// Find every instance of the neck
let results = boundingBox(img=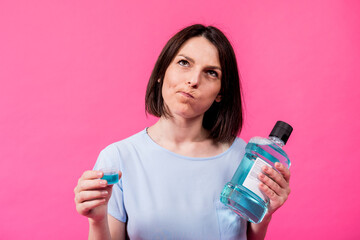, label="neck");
[148,115,209,144]
[147,115,232,158]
